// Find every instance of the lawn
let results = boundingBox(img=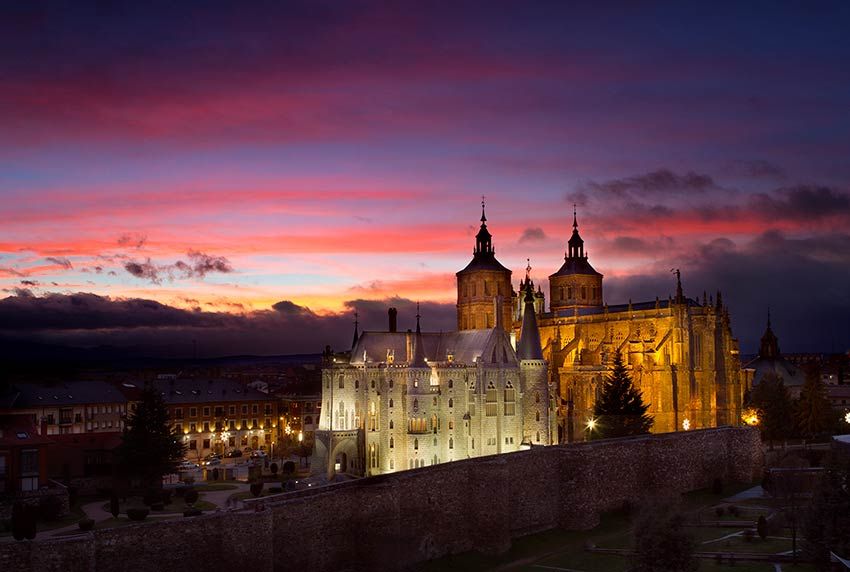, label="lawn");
[191,483,239,492]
